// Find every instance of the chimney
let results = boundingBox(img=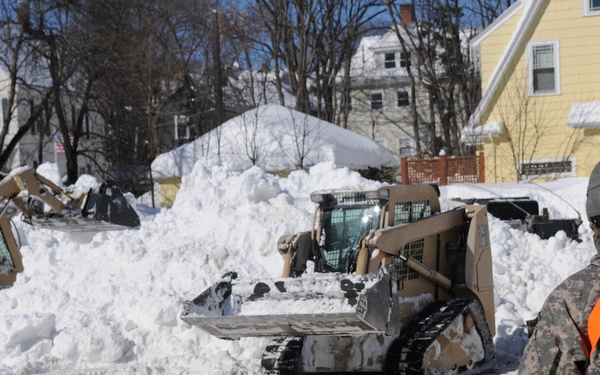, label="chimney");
[17,0,30,29]
[400,4,414,25]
